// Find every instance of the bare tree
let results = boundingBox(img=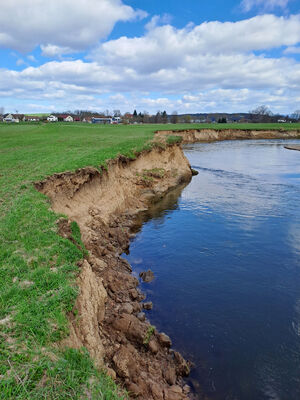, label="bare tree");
[250,105,273,116]
[170,111,178,124]
[291,110,300,120]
